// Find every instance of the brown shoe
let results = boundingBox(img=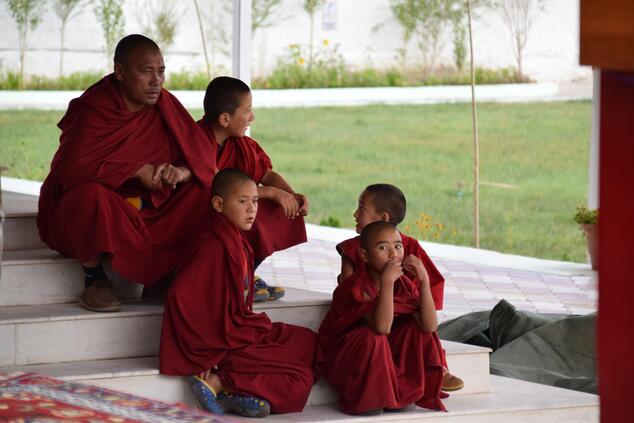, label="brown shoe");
[442,372,465,392]
[79,279,121,312]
